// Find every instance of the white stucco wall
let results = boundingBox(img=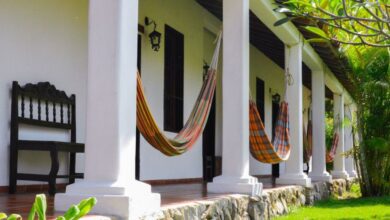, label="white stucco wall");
[0,0,88,186]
